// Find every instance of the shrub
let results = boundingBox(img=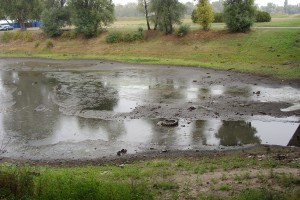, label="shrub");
[256,10,271,22]
[34,41,40,48]
[61,30,77,39]
[176,24,190,37]
[106,31,123,43]
[214,13,224,23]
[106,28,144,43]
[224,0,256,32]
[46,40,54,49]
